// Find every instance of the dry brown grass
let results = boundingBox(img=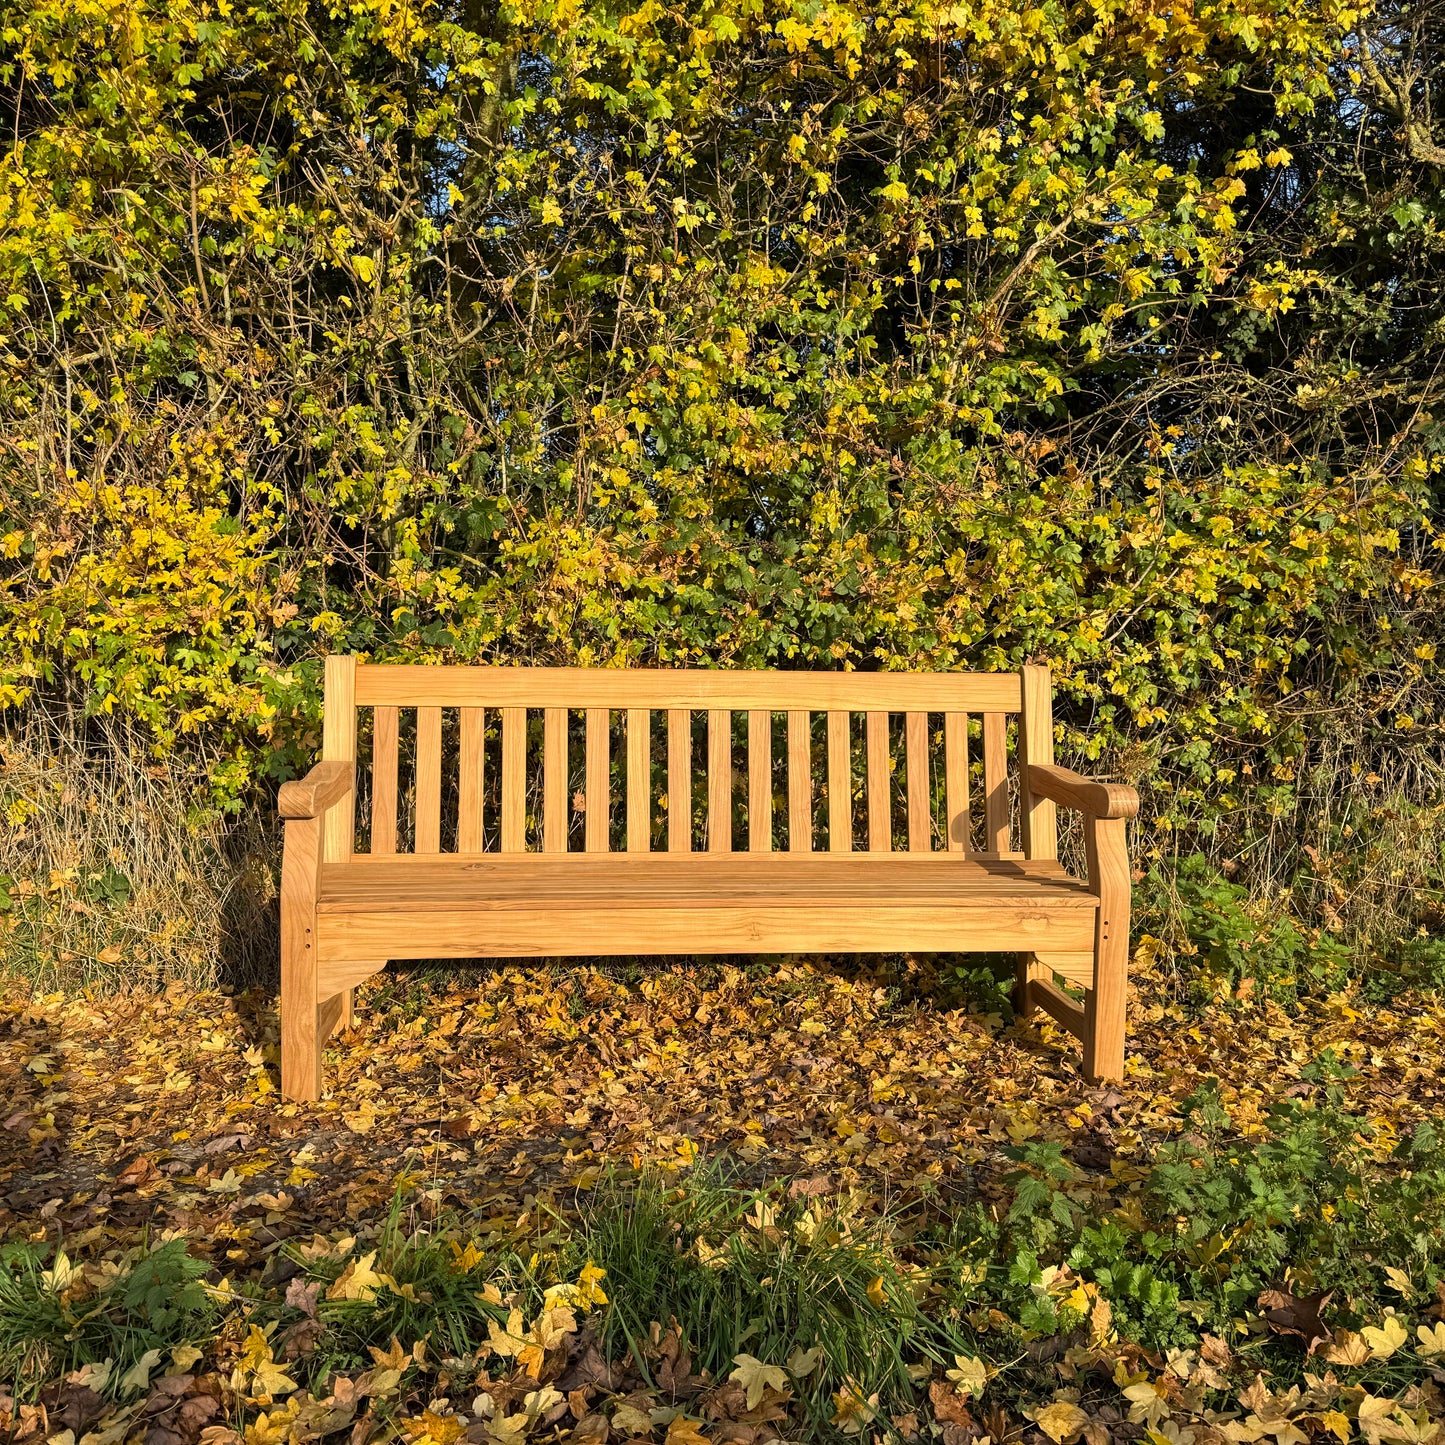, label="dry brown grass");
[0,710,276,993]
